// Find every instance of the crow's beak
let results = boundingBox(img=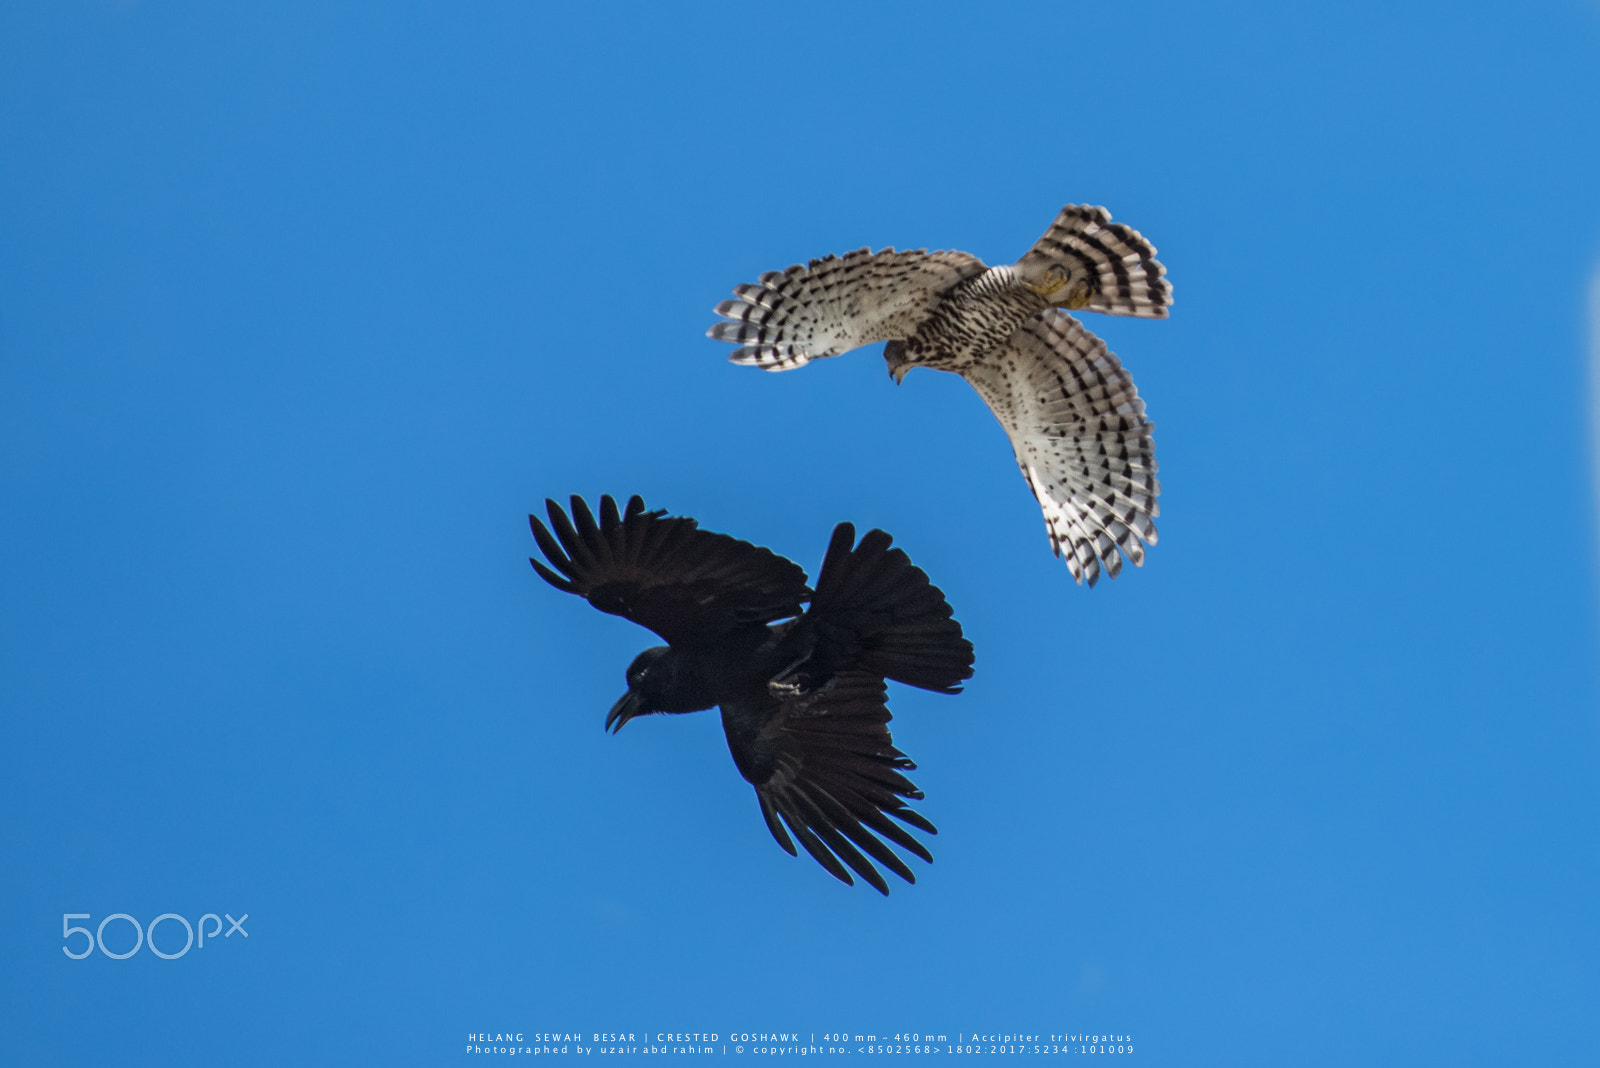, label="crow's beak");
[605,689,644,734]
